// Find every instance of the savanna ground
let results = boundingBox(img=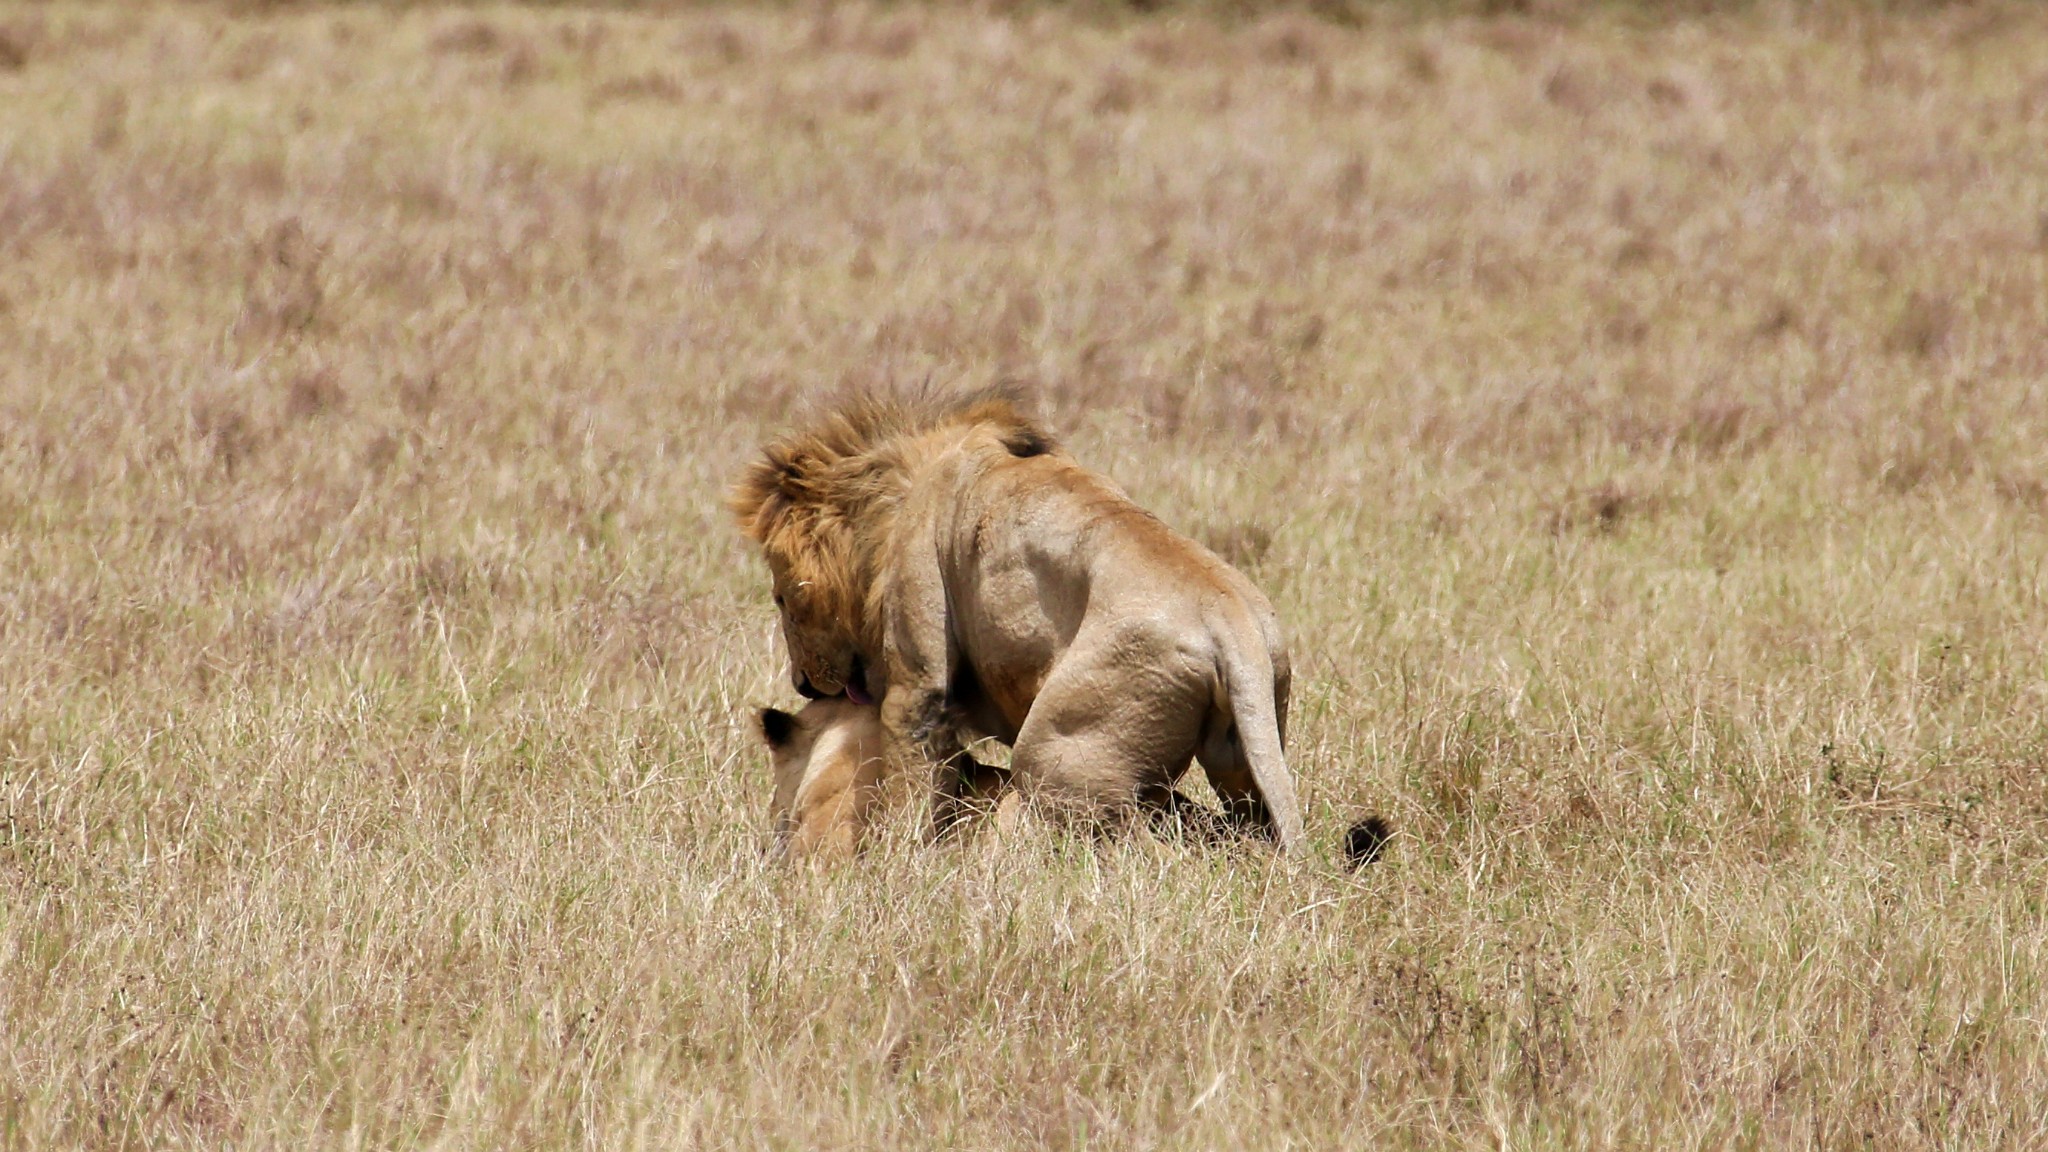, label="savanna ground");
[3,0,2048,1147]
